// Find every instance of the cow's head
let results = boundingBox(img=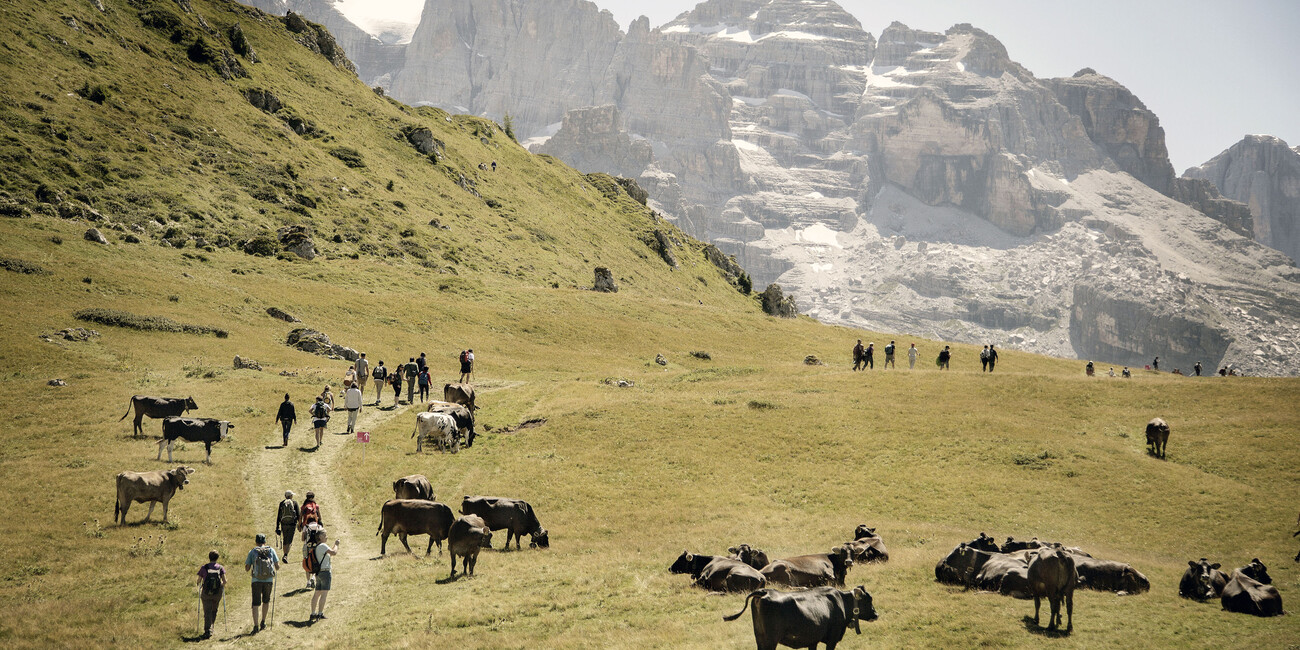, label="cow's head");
[831,545,854,571]
[967,532,999,553]
[854,525,877,540]
[219,421,231,441]
[850,585,877,634]
[1121,565,1150,593]
[479,530,494,549]
[670,550,697,574]
[185,396,198,411]
[1241,558,1272,585]
[529,527,549,549]
[1187,559,1222,599]
[170,466,194,489]
[728,544,768,570]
